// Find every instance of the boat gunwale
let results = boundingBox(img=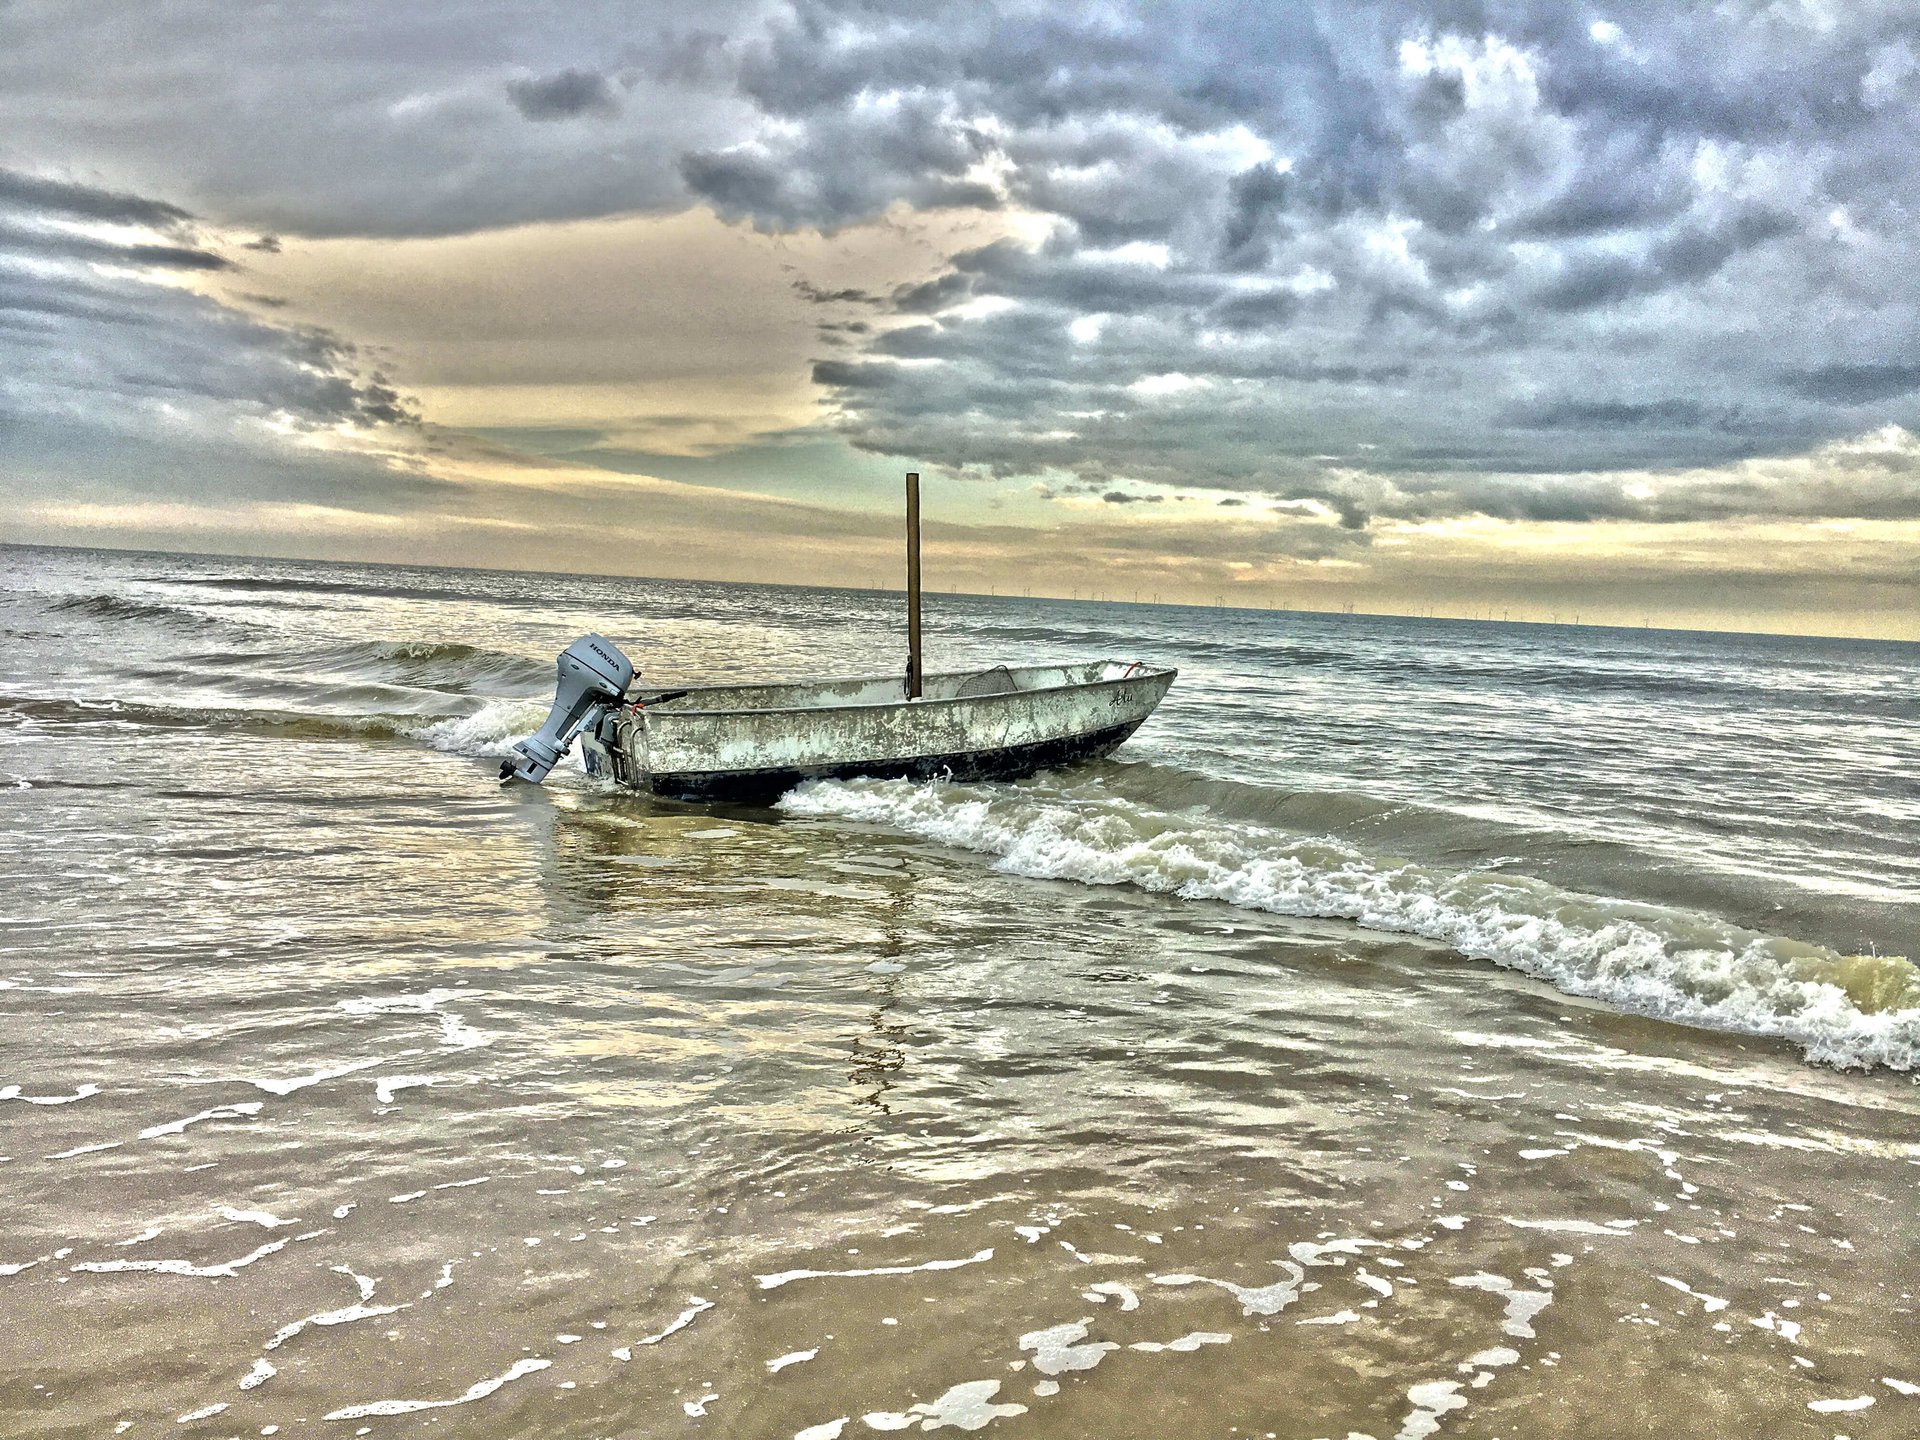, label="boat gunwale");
[633,661,1175,724]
